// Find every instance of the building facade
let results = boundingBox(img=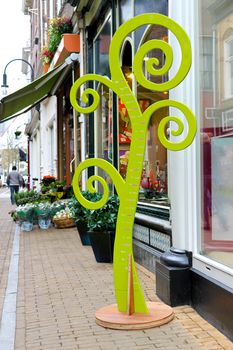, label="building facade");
[19,0,233,340]
[23,0,79,189]
[74,0,233,340]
